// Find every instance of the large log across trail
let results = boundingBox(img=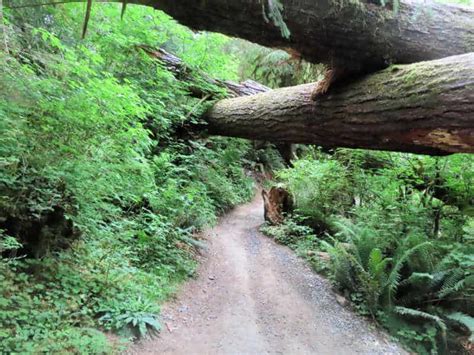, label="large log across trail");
[144,47,473,155]
[7,1,474,154]
[7,0,474,71]
[205,53,474,155]
[146,0,474,72]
